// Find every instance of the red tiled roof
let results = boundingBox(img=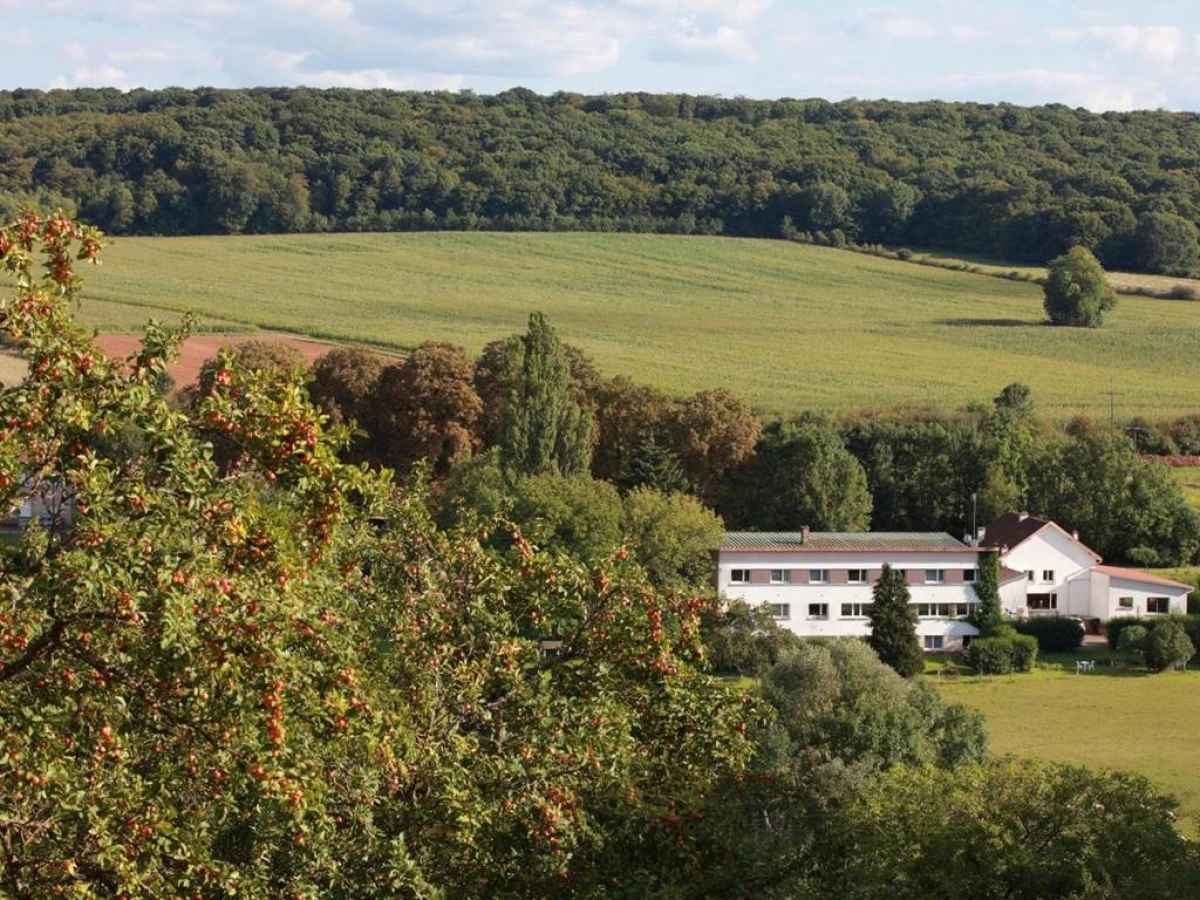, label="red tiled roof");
[999,566,1027,584]
[1093,566,1193,591]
